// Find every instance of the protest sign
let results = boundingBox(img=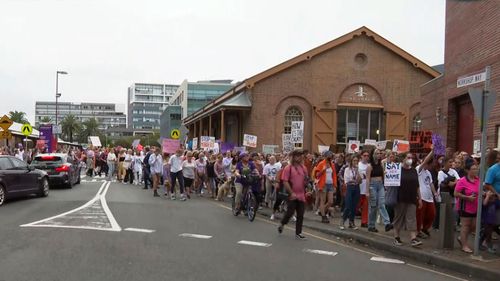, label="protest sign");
[192,138,198,150]
[243,134,257,148]
[162,139,180,154]
[282,134,294,153]
[392,139,410,153]
[364,139,377,146]
[348,140,361,153]
[376,141,387,150]
[200,136,211,150]
[384,162,402,186]
[262,145,279,155]
[318,145,330,154]
[132,139,141,148]
[409,131,432,154]
[432,133,445,156]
